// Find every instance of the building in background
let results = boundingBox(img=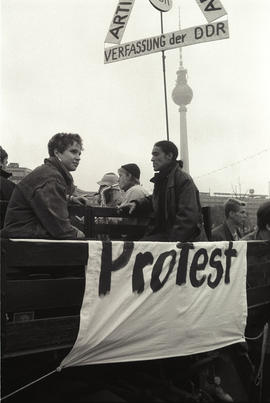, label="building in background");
[6,163,32,184]
[200,191,269,232]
